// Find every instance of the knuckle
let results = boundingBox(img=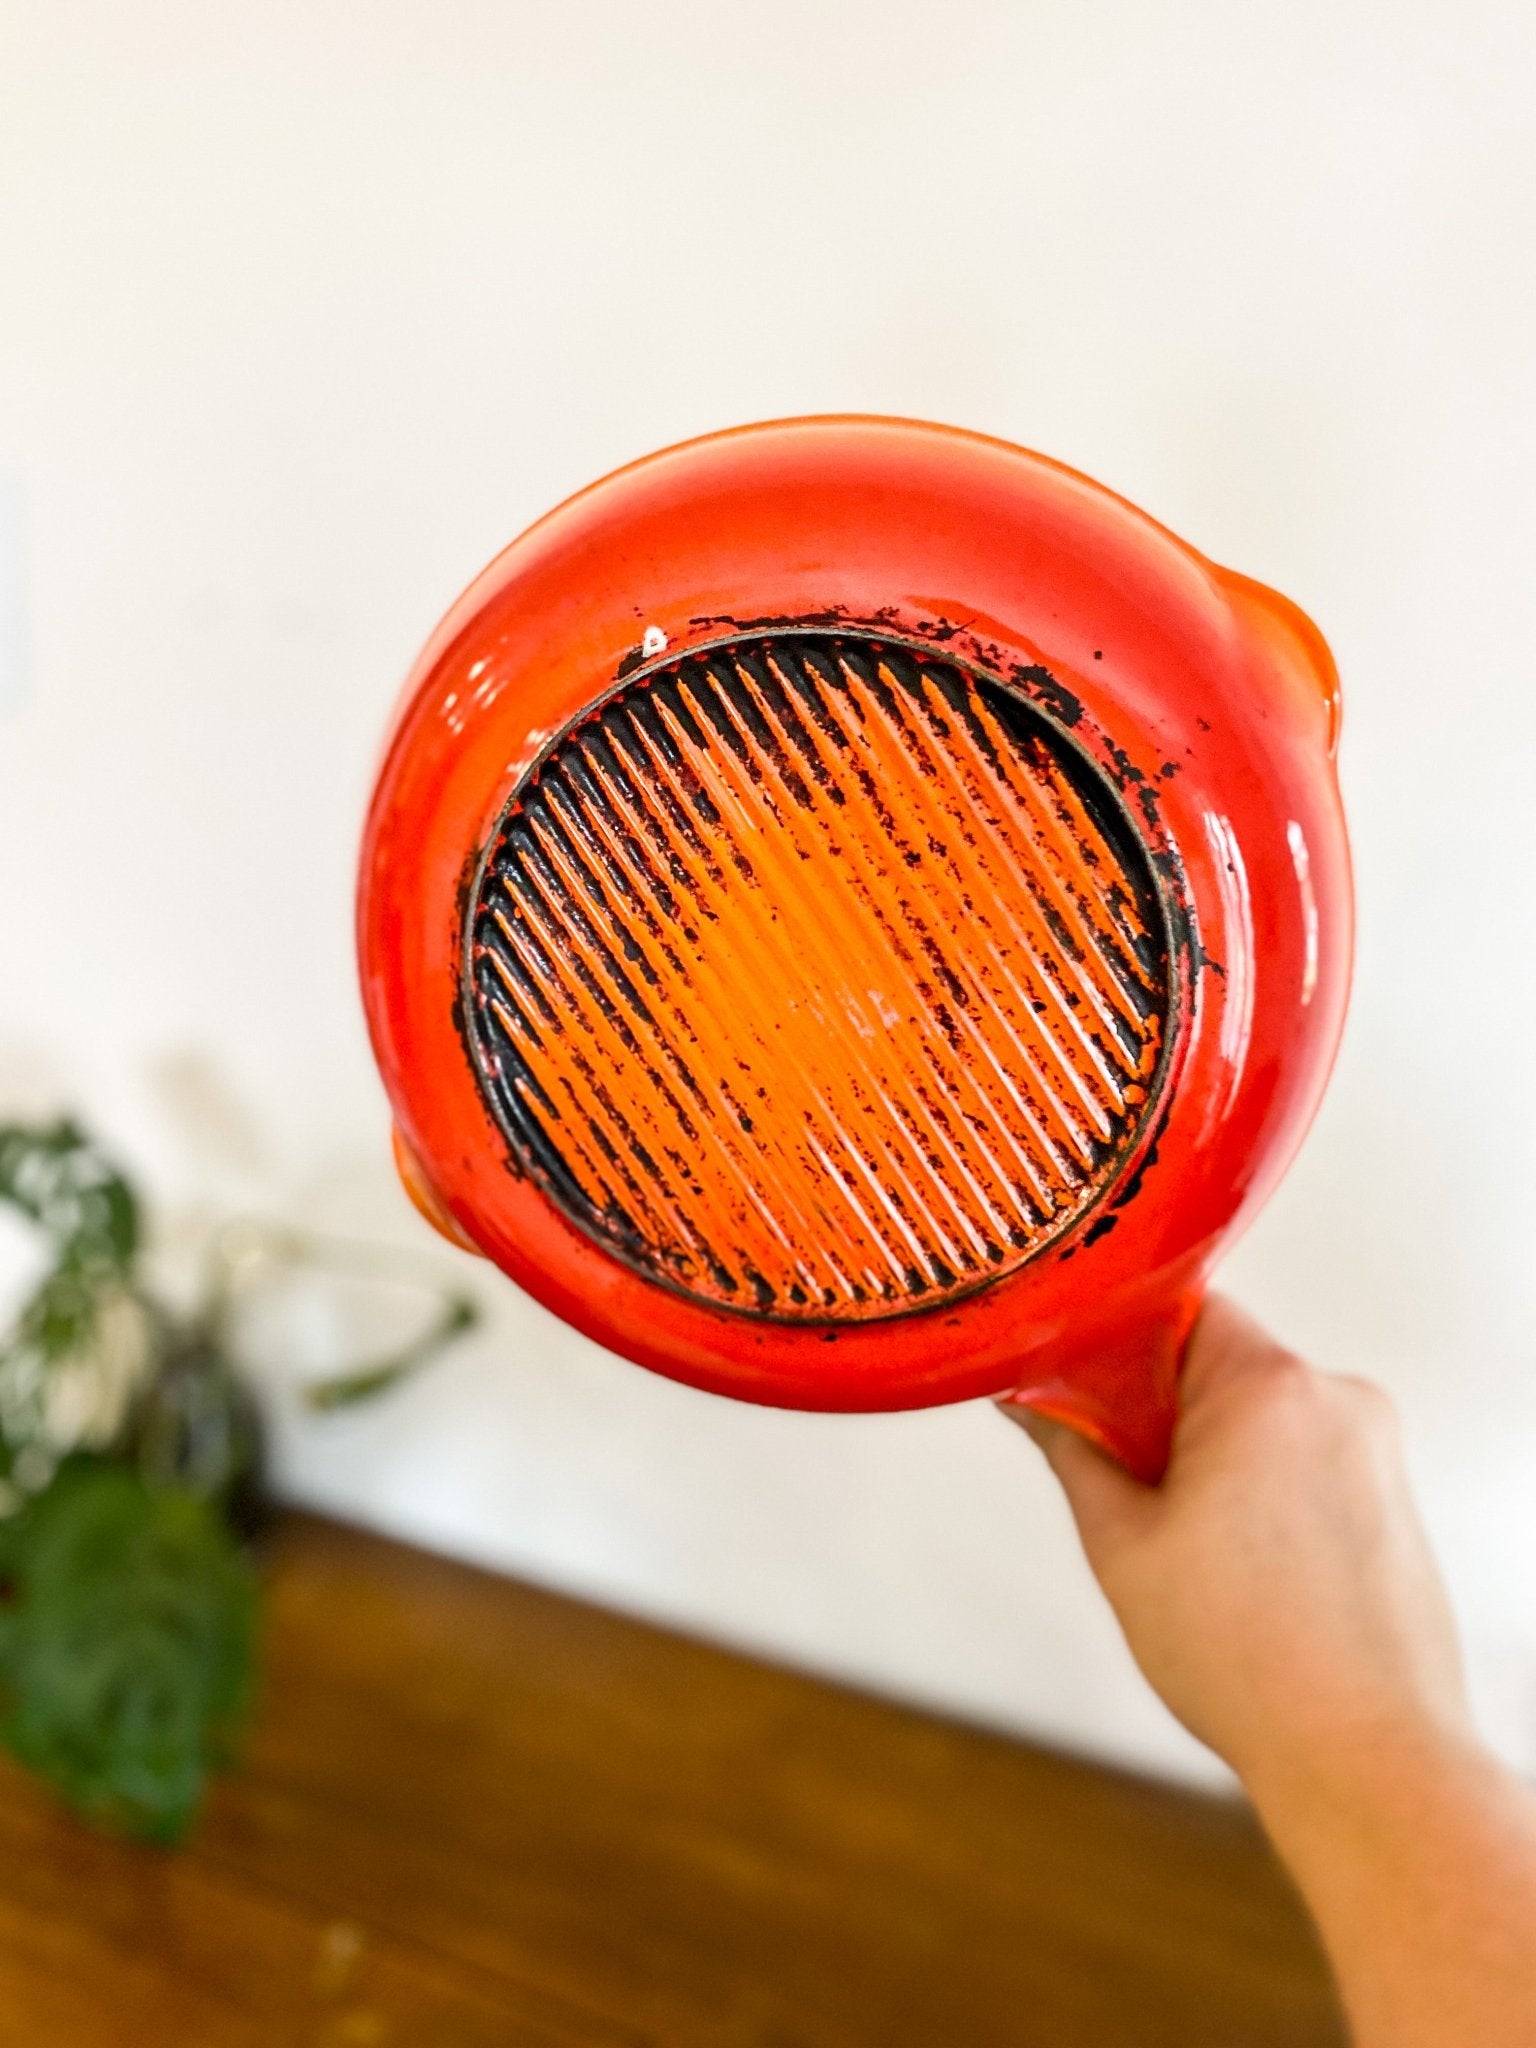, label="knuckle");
[1252,1346,1316,1413]
[1345,1376,1401,1446]
[1262,1343,1312,1387]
